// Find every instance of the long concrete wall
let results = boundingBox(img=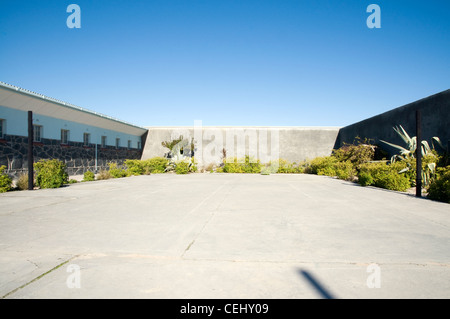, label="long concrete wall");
[335,89,450,155]
[142,90,449,166]
[142,126,340,166]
